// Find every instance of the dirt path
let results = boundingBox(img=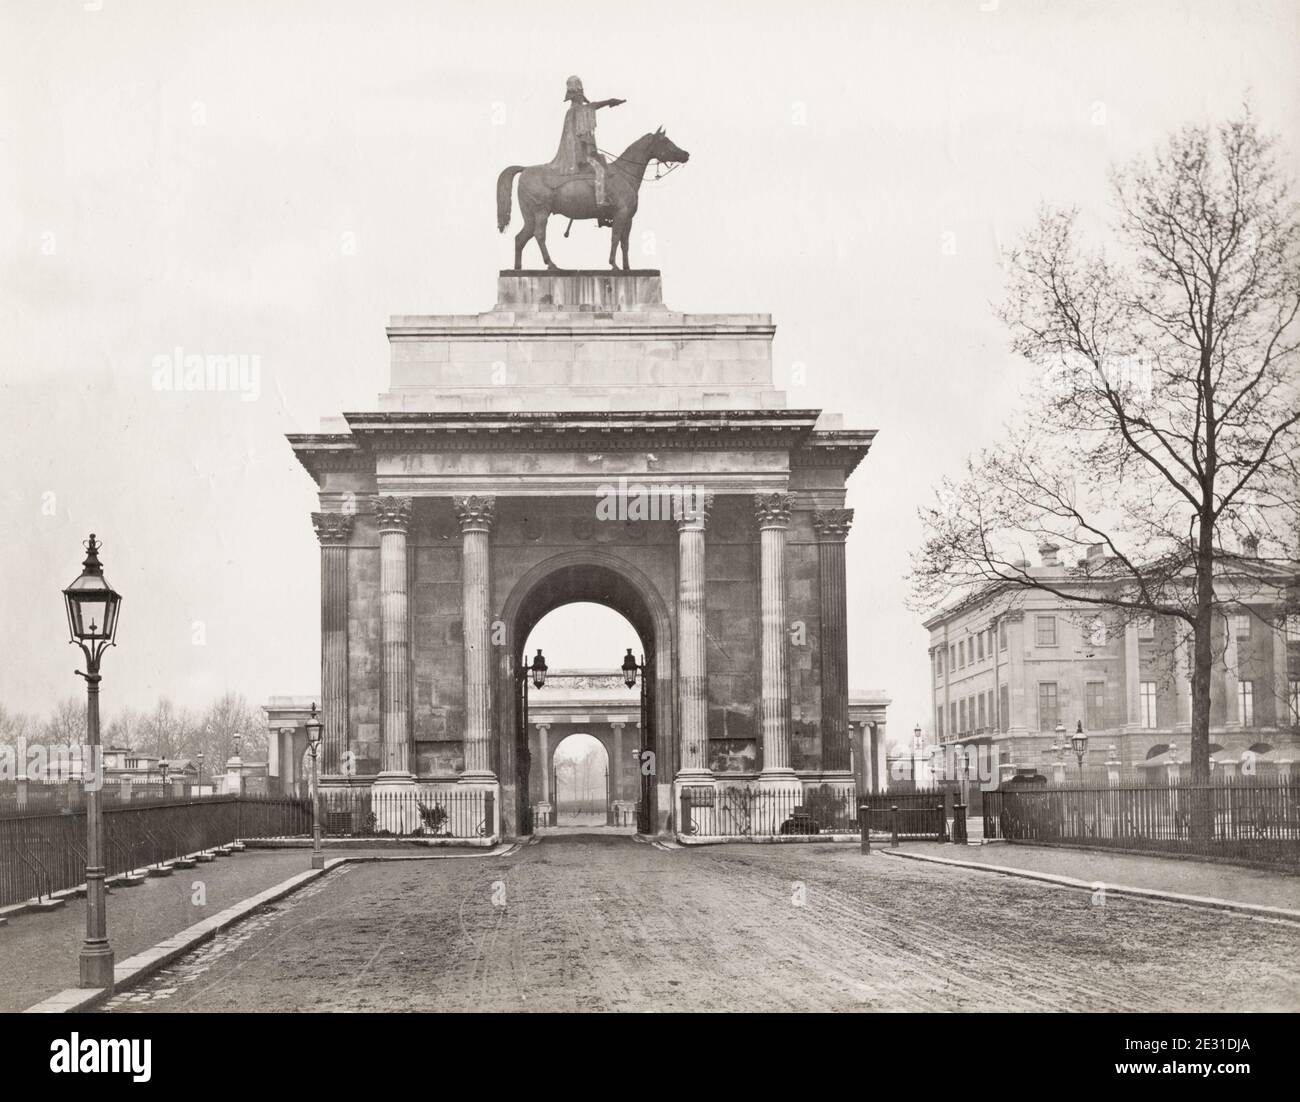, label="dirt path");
[102,836,1300,1013]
